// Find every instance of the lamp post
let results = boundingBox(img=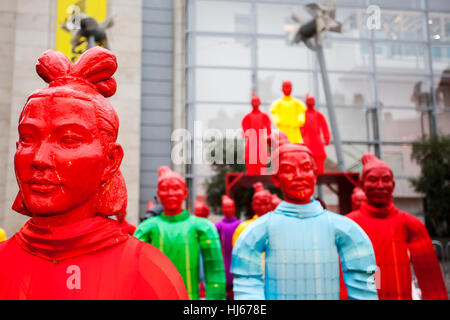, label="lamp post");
[287,0,346,172]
